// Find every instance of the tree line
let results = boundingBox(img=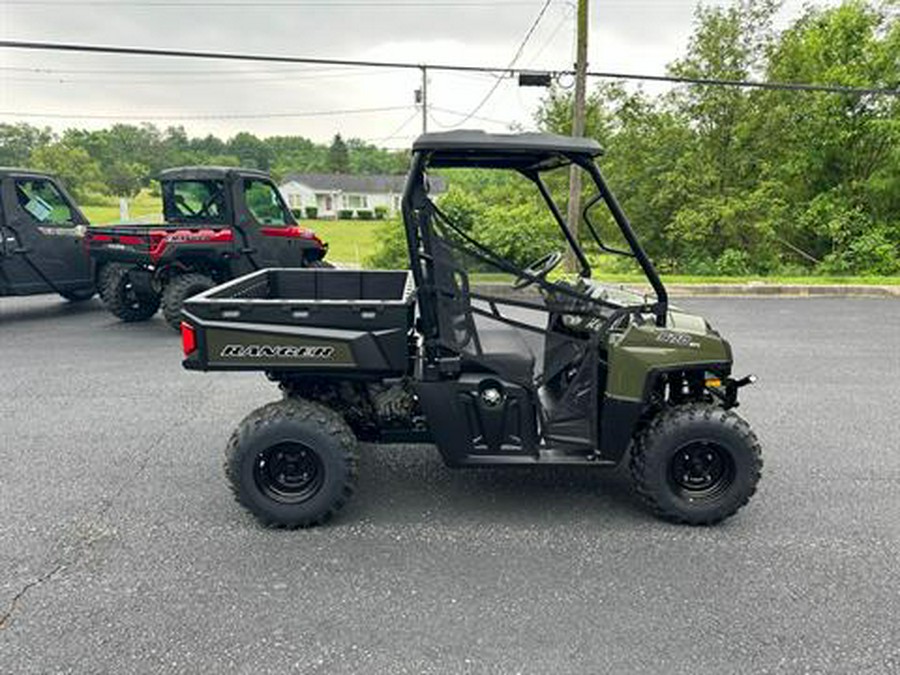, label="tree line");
[538,0,899,275]
[0,123,408,201]
[1,0,897,276]
[375,0,899,277]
